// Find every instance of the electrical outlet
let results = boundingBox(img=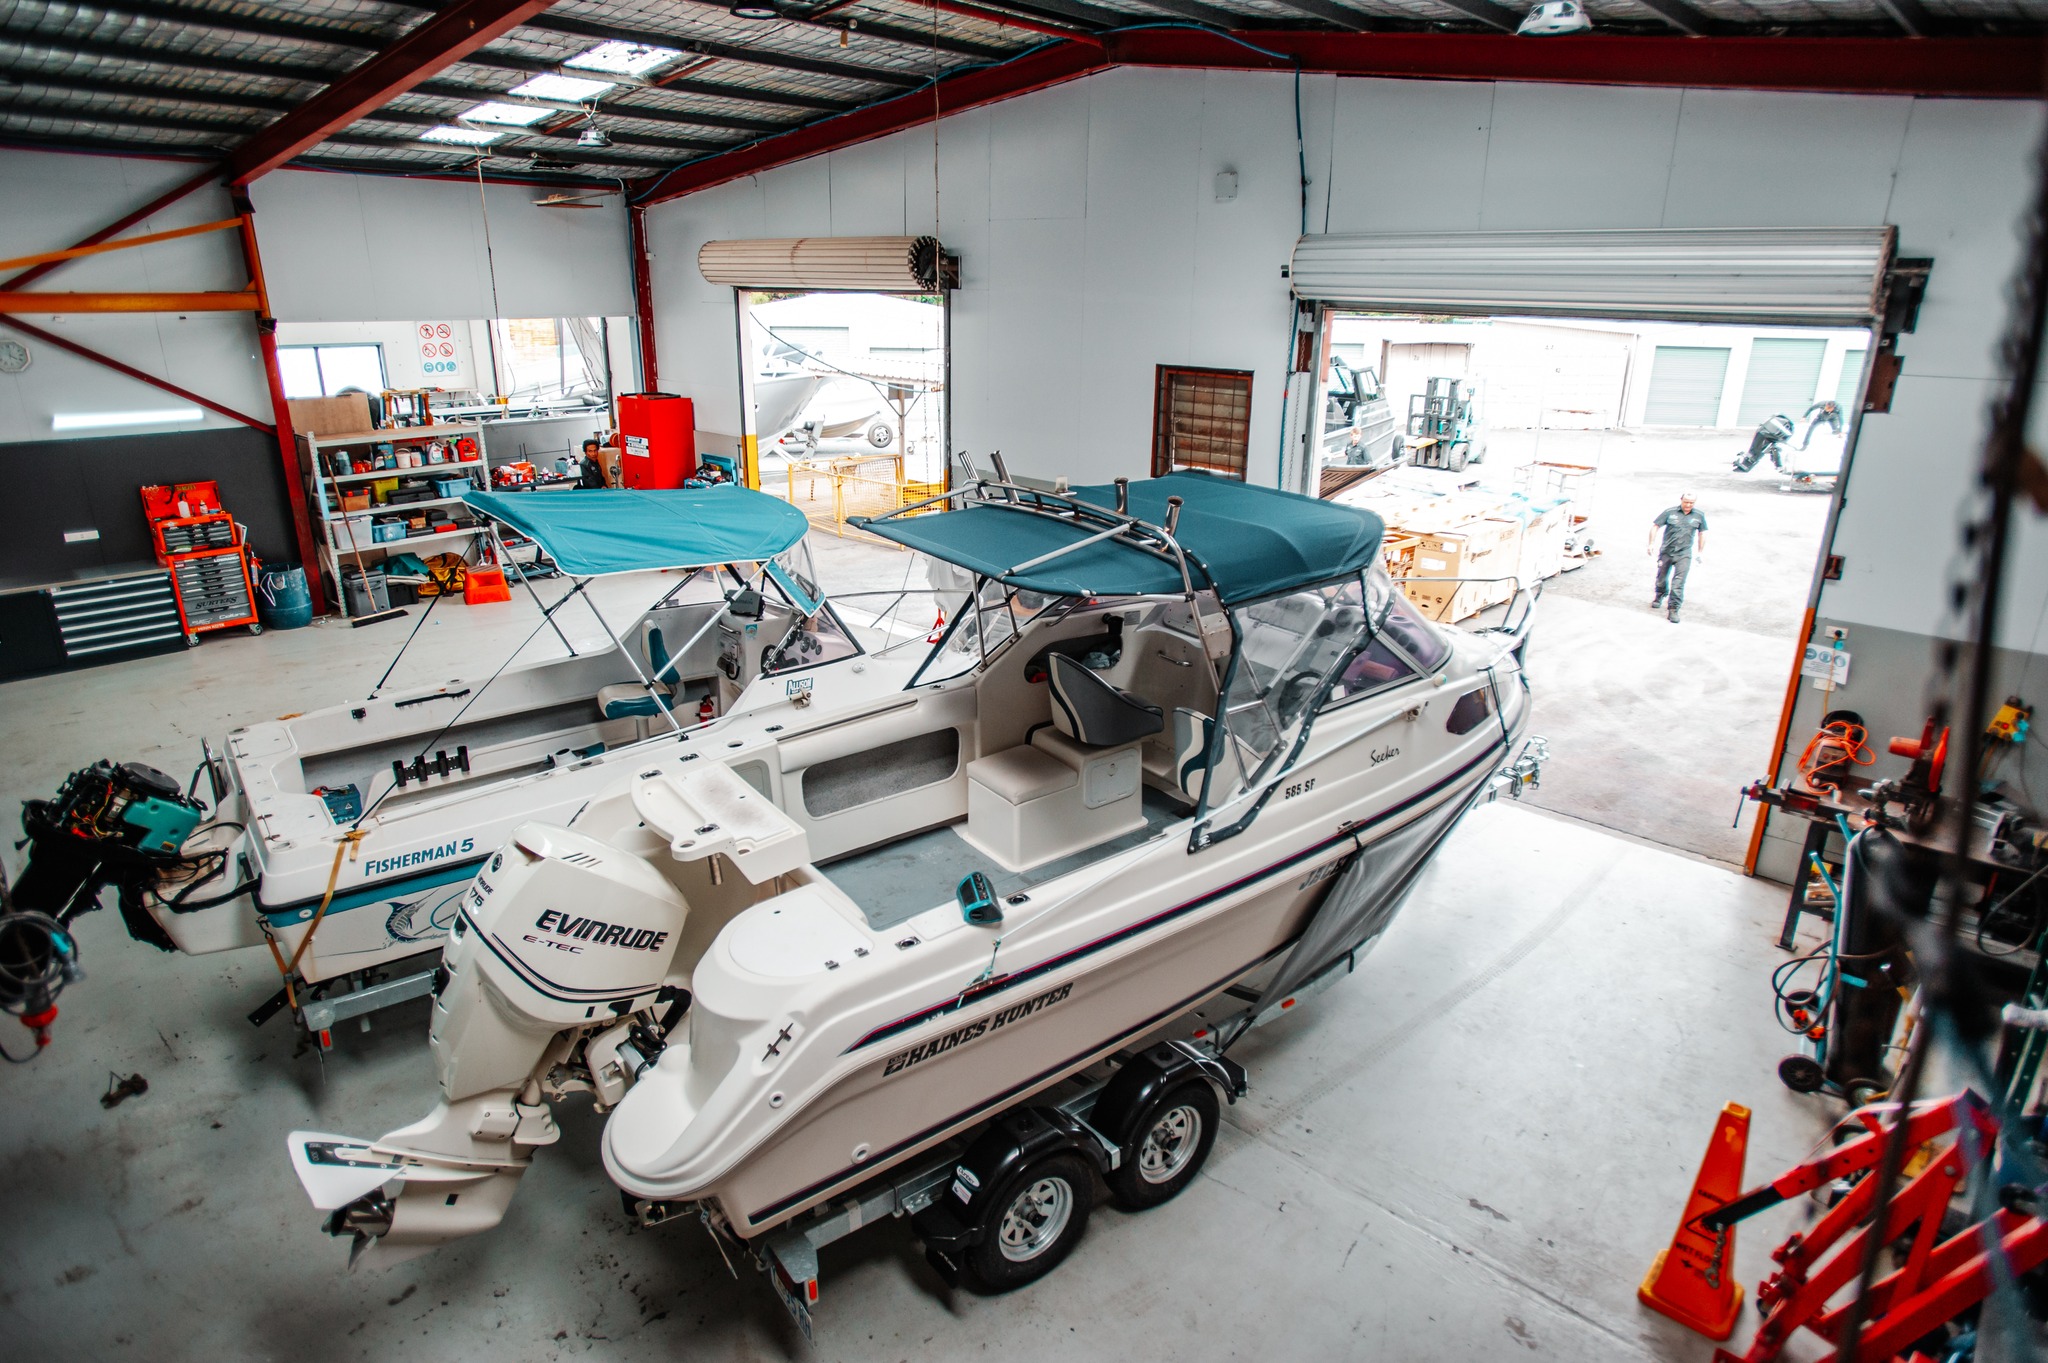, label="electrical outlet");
[1822,626,1848,642]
